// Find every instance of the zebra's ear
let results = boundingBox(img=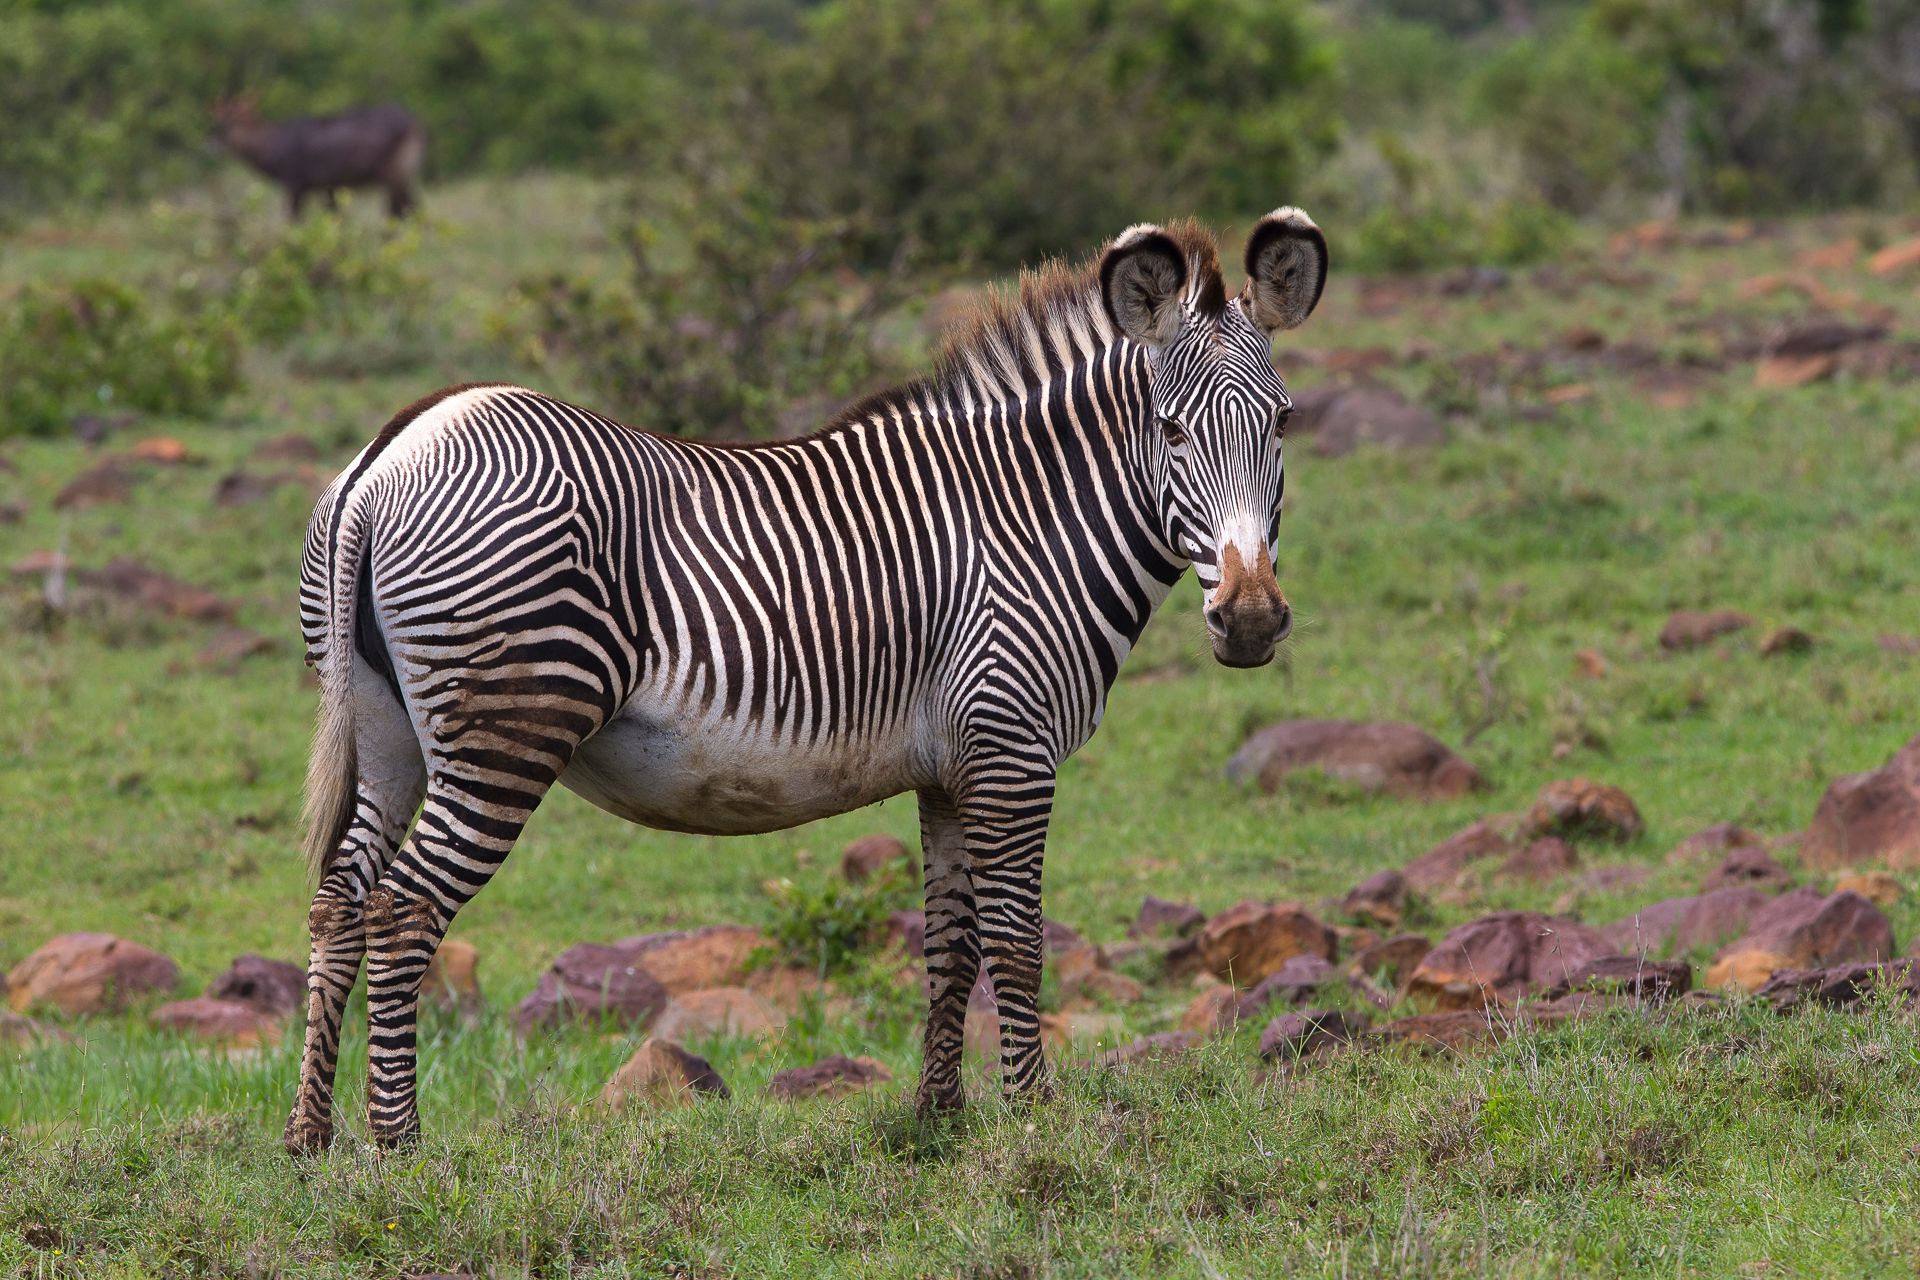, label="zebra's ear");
[1100,225,1189,349]
[1242,207,1328,334]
